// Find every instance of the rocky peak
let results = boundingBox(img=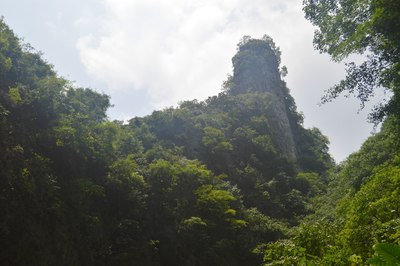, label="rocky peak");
[228,36,297,162]
[230,36,284,98]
